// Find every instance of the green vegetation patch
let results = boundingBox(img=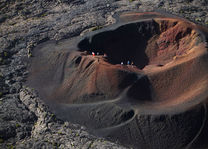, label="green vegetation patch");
[0,138,4,143]
[195,18,202,22]
[7,144,14,149]
[0,92,3,98]
[90,26,103,31]
[15,123,21,128]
